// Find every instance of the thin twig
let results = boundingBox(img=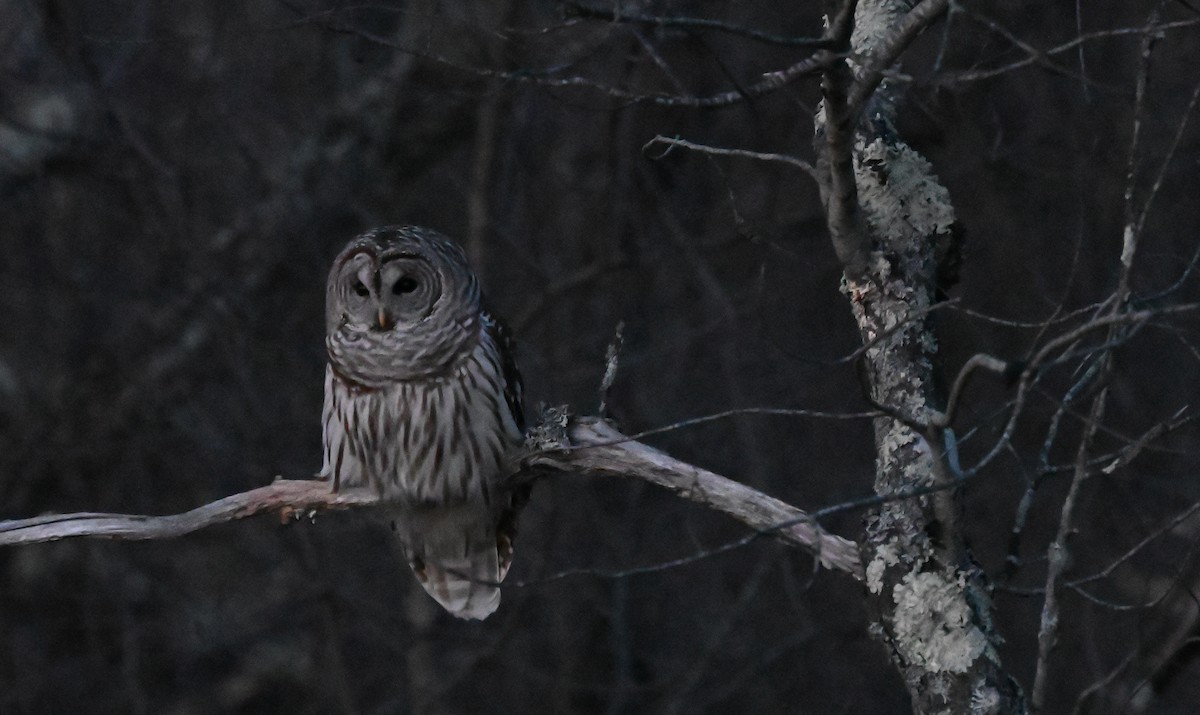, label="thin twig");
[1101,407,1194,474]
[1118,11,1160,302]
[930,353,1013,427]
[1069,499,1200,588]
[1071,649,1139,715]
[1004,357,1105,580]
[961,302,1200,479]
[1132,76,1200,246]
[561,1,835,48]
[548,406,880,451]
[935,16,1199,86]
[945,1,1114,93]
[319,19,835,109]
[644,135,816,178]
[1074,0,1090,103]
[1031,385,1108,711]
